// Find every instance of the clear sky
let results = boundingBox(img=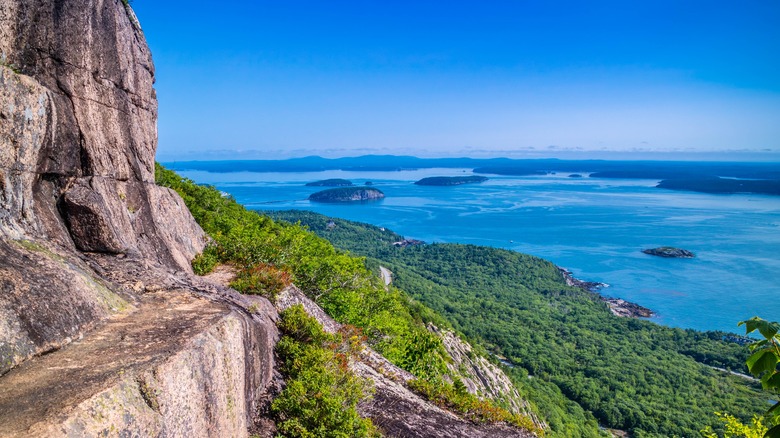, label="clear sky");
[132,1,780,161]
